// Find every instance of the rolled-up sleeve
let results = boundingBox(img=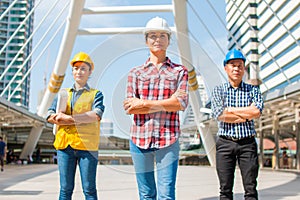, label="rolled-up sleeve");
[211,85,225,120]
[252,86,264,114]
[126,68,137,99]
[175,67,189,110]
[46,97,58,120]
[93,91,105,119]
